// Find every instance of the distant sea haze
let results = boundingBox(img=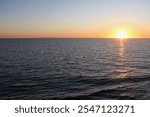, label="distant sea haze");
[0,38,150,99]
